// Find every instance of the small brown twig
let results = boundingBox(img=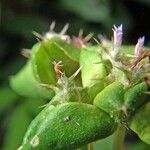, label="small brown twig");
[53,61,63,79]
[130,49,150,69]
